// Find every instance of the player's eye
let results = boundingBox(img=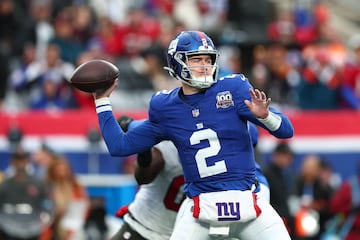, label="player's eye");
[188,58,201,64]
[188,56,212,65]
